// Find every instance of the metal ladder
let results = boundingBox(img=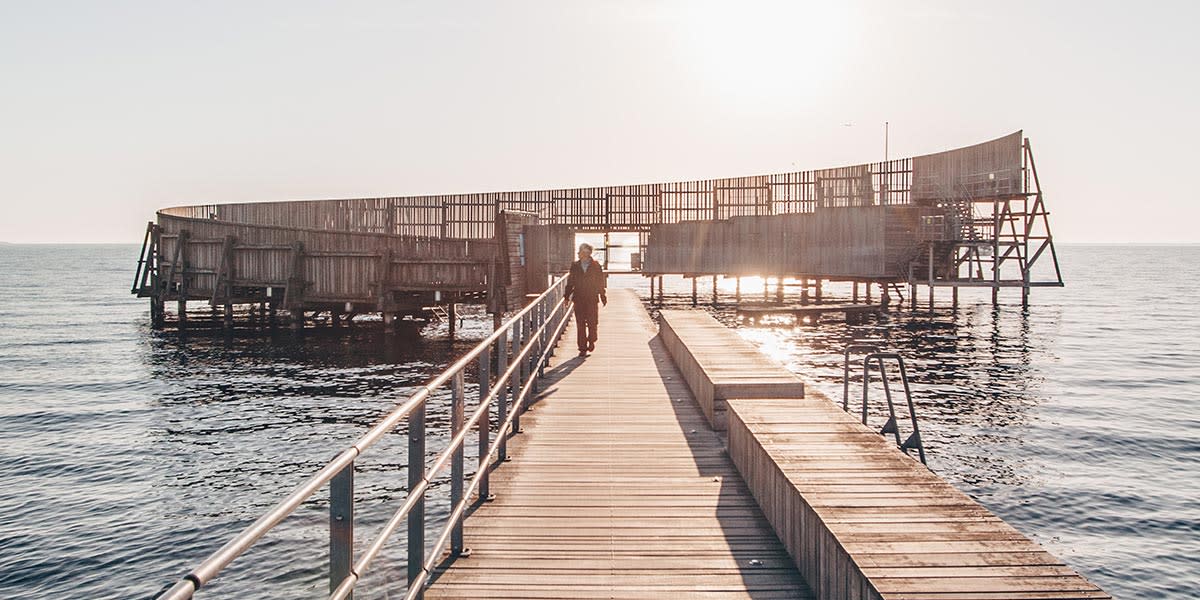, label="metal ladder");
[842,346,927,464]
